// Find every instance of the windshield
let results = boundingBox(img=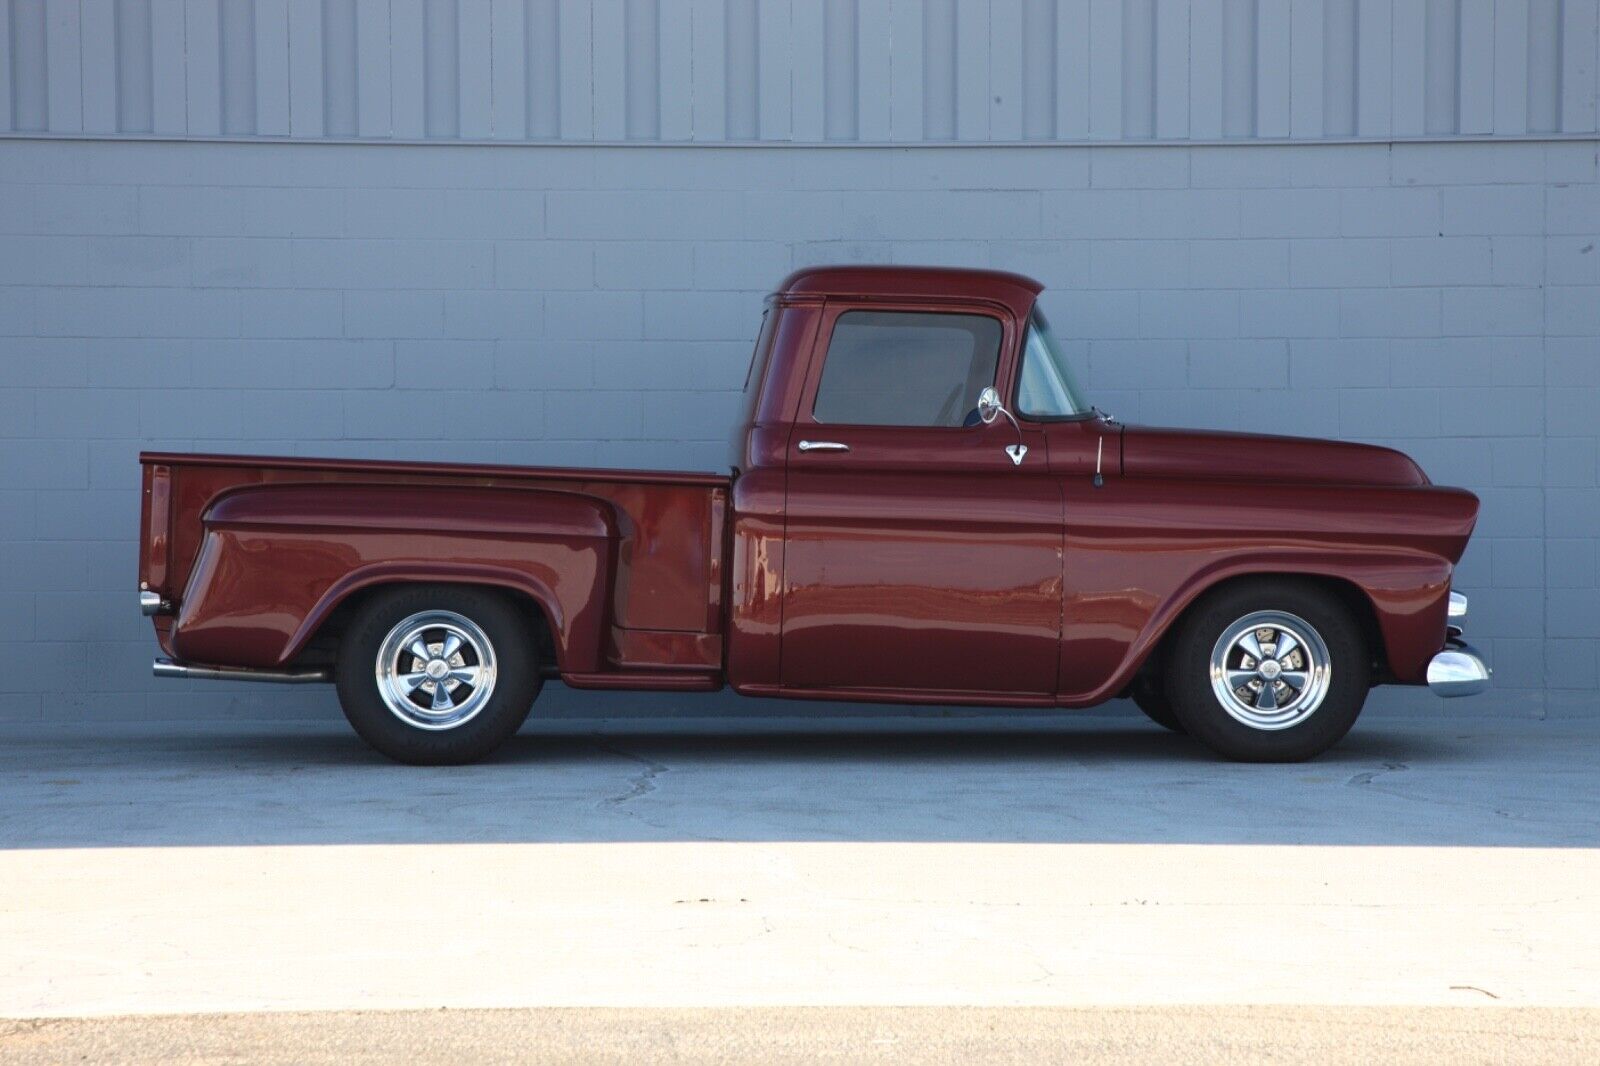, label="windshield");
[1016,308,1089,418]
